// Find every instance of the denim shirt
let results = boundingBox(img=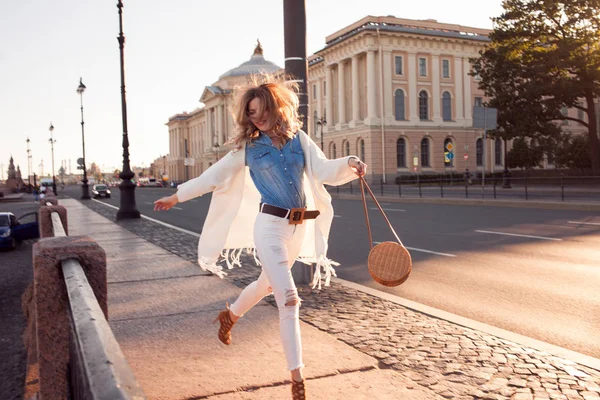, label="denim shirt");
[245,132,306,210]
